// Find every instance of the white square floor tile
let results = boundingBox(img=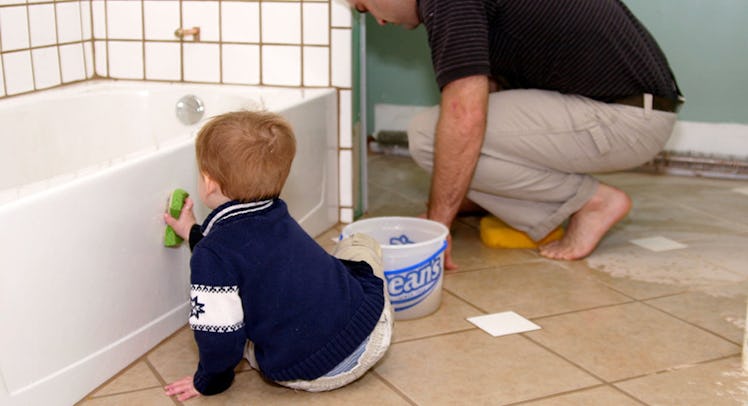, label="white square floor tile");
[468,312,541,337]
[630,236,688,252]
